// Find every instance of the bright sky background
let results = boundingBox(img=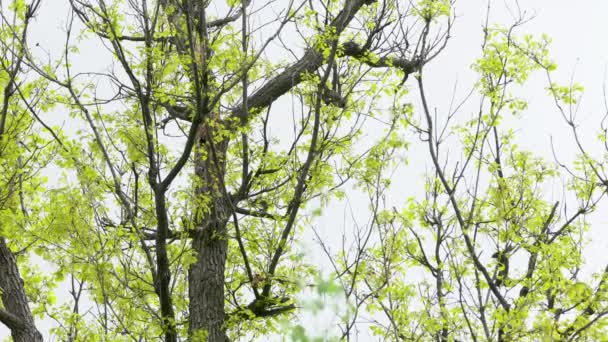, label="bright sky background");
[3,0,608,340]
